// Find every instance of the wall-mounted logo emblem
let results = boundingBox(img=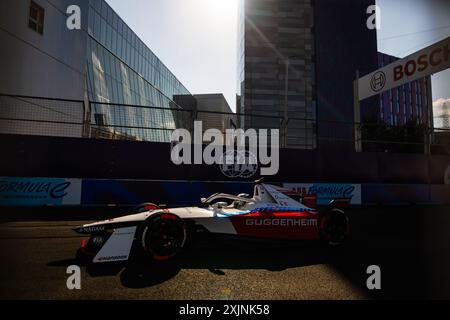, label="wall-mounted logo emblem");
[370,71,386,92]
[219,150,258,179]
[171,121,279,177]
